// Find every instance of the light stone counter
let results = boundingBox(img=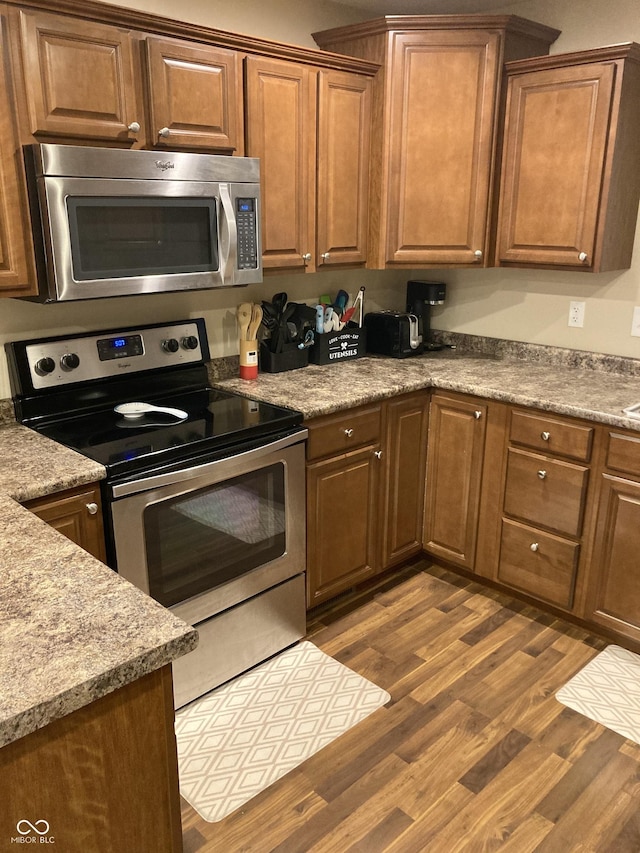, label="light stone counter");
[0,424,197,748]
[215,350,640,430]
